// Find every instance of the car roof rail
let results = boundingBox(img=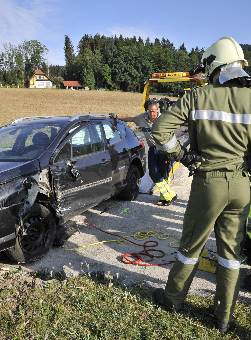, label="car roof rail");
[11,117,33,124]
[11,116,67,124]
[10,113,120,125]
[71,113,119,121]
